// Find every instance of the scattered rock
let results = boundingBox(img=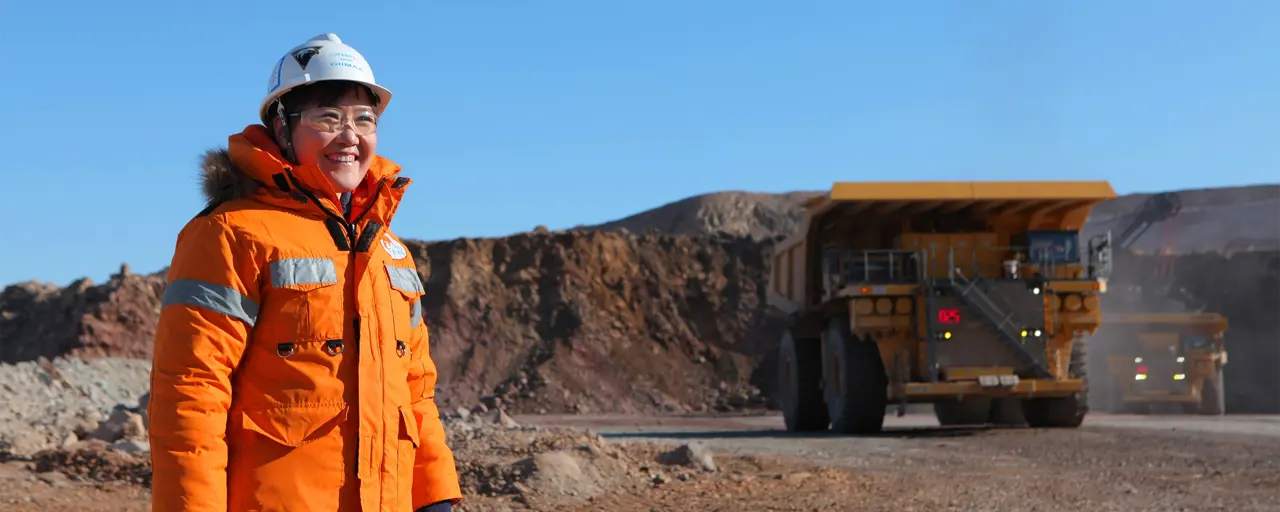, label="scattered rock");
[89,408,144,444]
[0,358,151,458]
[658,442,718,473]
[137,392,150,428]
[495,410,520,429]
[107,439,149,456]
[34,471,70,487]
